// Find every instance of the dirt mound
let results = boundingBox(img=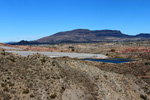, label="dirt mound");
[0,50,150,100]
